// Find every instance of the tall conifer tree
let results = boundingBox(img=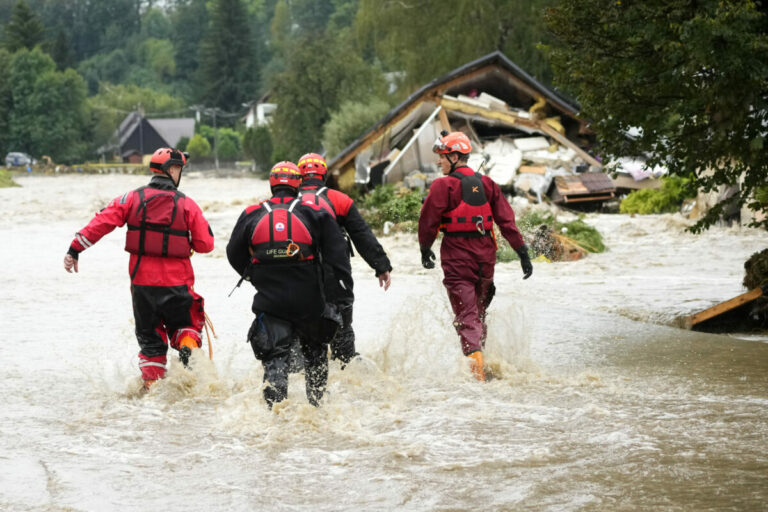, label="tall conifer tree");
[198,0,257,113]
[2,0,45,52]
